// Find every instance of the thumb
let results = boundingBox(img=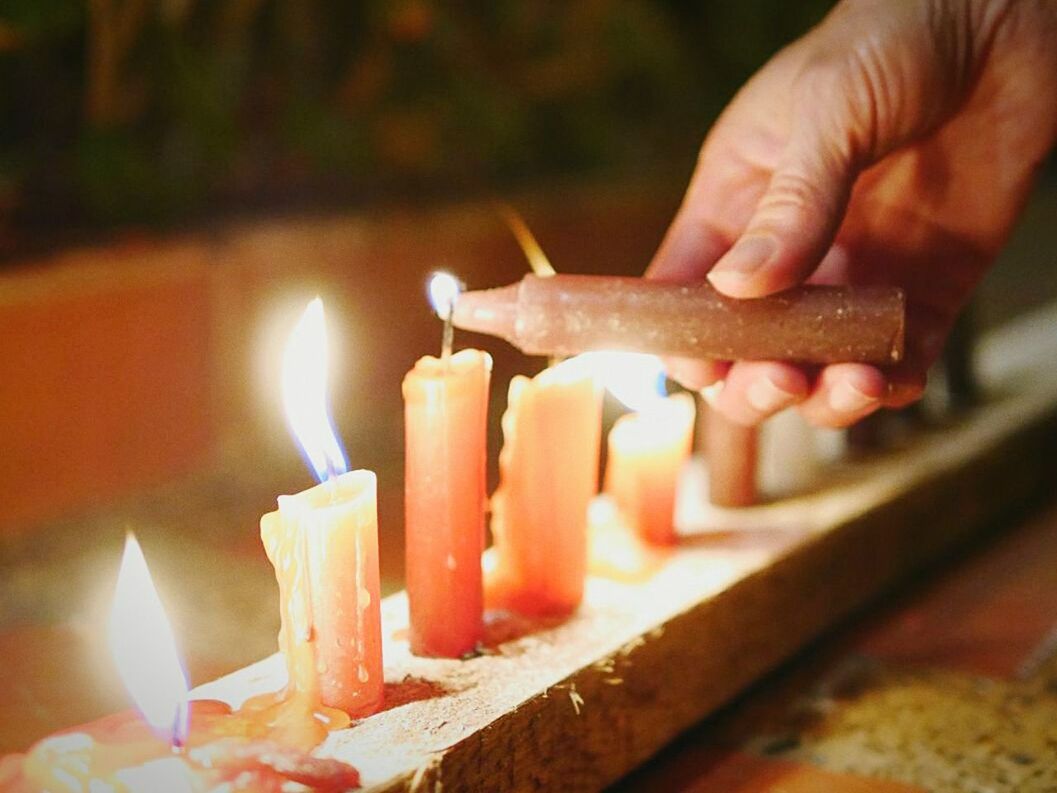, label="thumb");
[707,107,859,298]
